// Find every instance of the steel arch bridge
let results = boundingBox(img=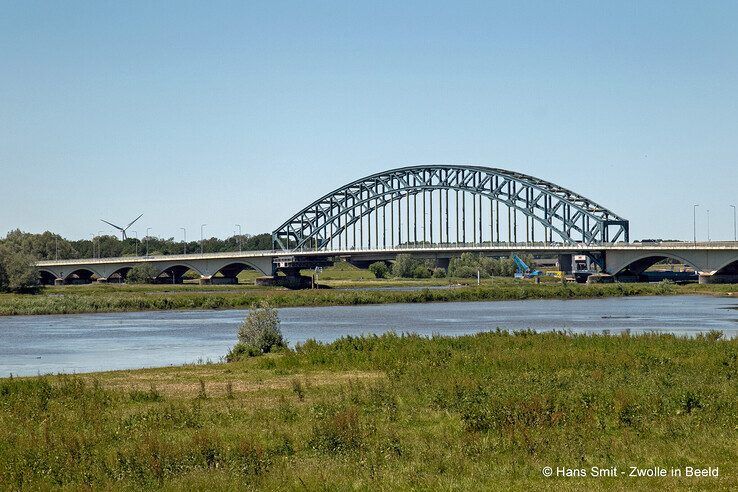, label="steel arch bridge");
[272,165,629,252]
